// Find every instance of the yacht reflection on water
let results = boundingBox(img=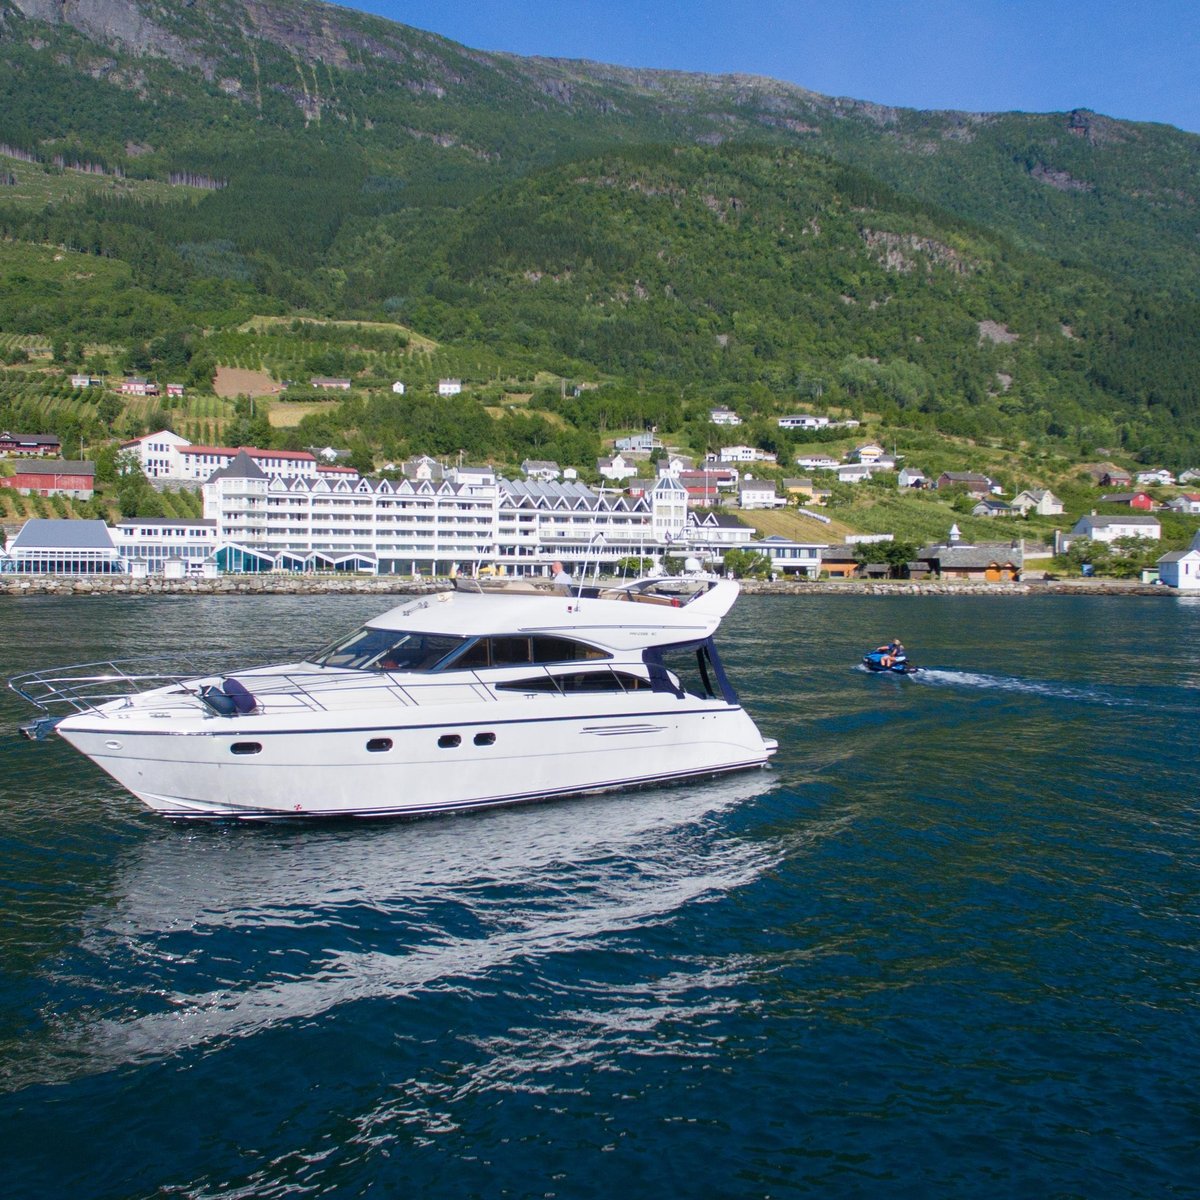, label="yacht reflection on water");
[11,772,781,1088]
